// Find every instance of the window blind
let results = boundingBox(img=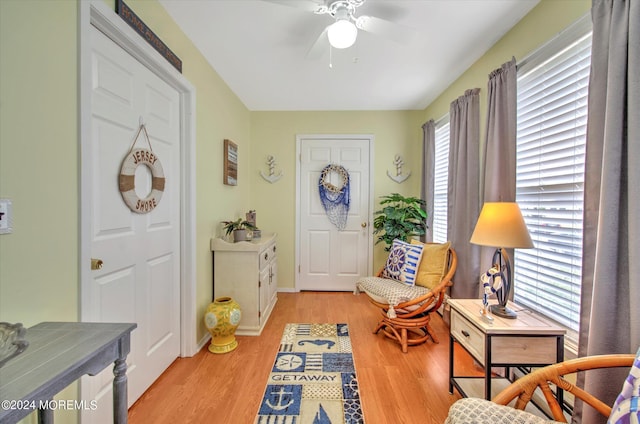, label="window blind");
[514,28,591,338]
[433,119,450,243]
